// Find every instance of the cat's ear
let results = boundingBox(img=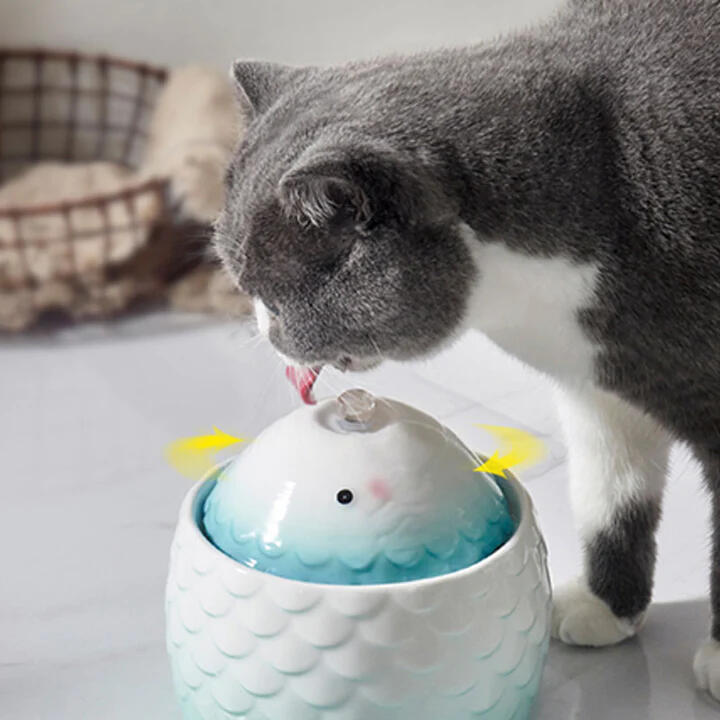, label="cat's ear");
[278,151,372,230]
[231,60,297,118]
[278,145,422,231]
